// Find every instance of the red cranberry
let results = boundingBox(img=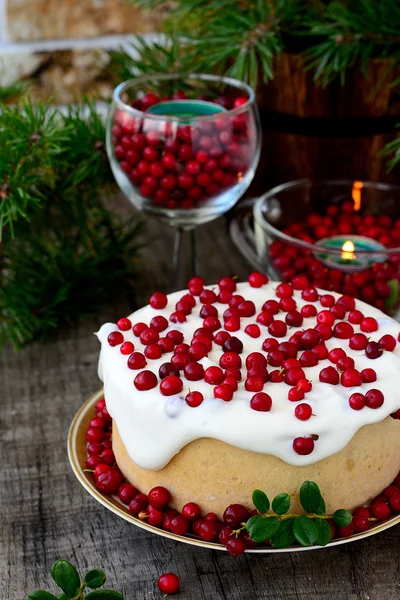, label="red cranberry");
[276,282,293,298]
[250,392,272,412]
[214,331,231,346]
[365,341,383,359]
[284,367,305,386]
[319,366,339,385]
[301,304,317,318]
[365,388,384,409]
[269,370,283,383]
[301,329,321,349]
[285,311,303,327]
[144,344,162,360]
[341,368,362,387]
[288,387,305,402]
[349,333,368,351]
[349,392,366,410]
[188,342,208,361]
[336,521,355,537]
[389,493,400,512]
[219,526,234,545]
[302,288,318,302]
[182,502,201,521]
[280,297,297,312]
[348,310,364,324]
[140,327,159,345]
[149,291,168,309]
[244,376,263,392]
[185,390,204,407]
[223,504,250,528]
[248,272,269,287]
[262,338,279,352]
[214,383,234,401]
[117,317,132,331]
[312,344,328,360]
[96,469,124,494]
[134,370,158,391]
[361,368,377,383]
[336,356,355,372]
[353,515,369,533]
[146,486,170,510]
[107,331,124,346]
[278,342,298,359]
[330,304,347,320]
[299,350,318,368]
[226,537,246,556]
[127,352,147,370]
[262,299,280,314]
[160,375,183,396]
[379,334,396,351]
[315,324,333,340]
[371,500,391,520]
[245,352,267,369]
[333,322,354,339]
[157,573,180,595]
[267,350,285,367]
[219,352,242,369]
[361,317,378,333]
[198,521,220,541]
[317,310,335,327]
[245,324,261,338]
[293,437,315,455]
[294,403,312,420]
[204,366,224,385]
[166,330,184,344]
[328,347,346,363]
[268,320,287,337]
